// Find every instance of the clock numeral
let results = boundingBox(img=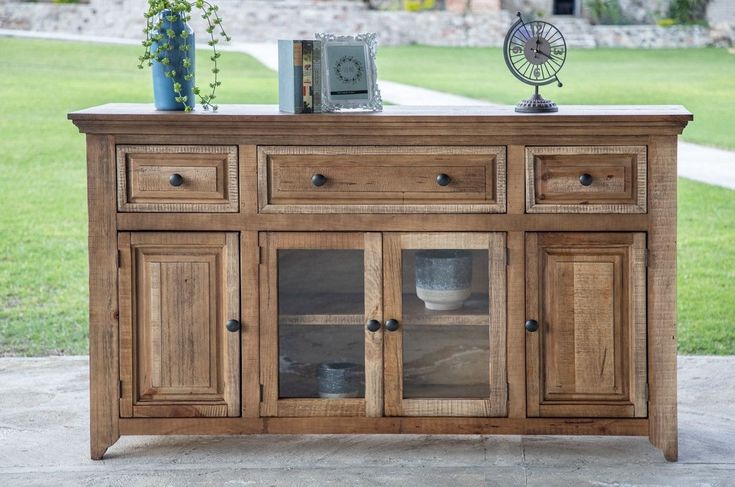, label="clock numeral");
[535,23,544,35]
[553,48,565,56]
[533,68,541,78]
[512,46,522,54]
